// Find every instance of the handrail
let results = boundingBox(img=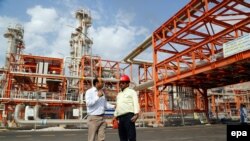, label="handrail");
[14,104,87,125]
